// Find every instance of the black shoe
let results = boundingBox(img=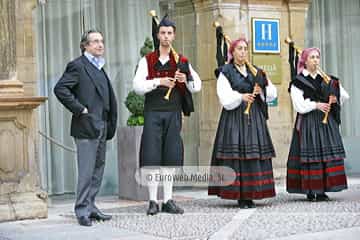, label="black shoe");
[147,200,160,215]
[307,192,316,202]
[316,193,330,201]
[161,200,184,214]
[246,200,256,208]
[89,211,112,221]
[238,200,249,209]
[77,216,92,226]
